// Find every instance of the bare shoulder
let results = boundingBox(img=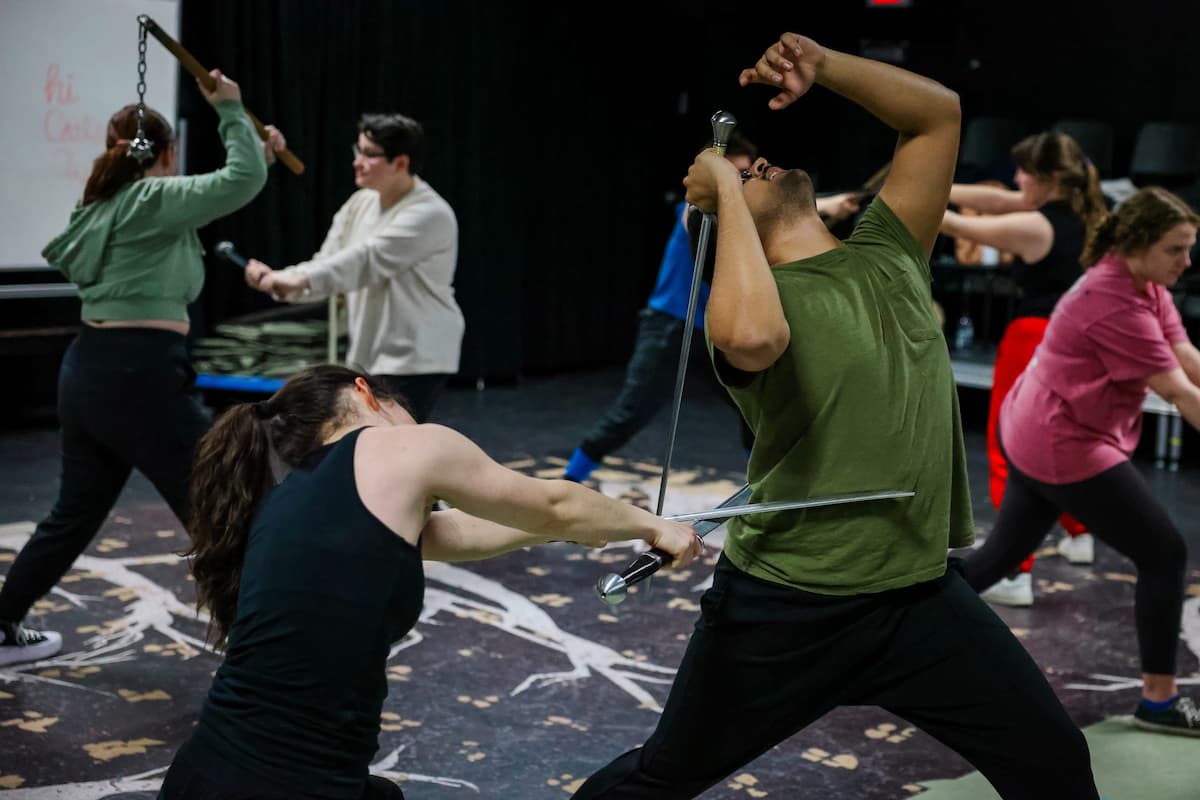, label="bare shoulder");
[356,423,472,474]
[357,422,457,452]
[354,423,509,517]
[353,424,465,502]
